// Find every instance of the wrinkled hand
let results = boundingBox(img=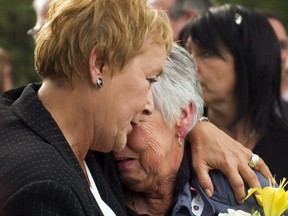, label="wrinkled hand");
[188,122,273,204]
